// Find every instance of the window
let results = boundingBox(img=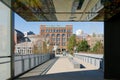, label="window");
[57,34,60,38]
[52,38,55,41]
[62,34,65,37]
[62,38,66,42]
[52,34,55,37]
[68,30,71,32]
[62,43,66,46]
[64,29,66,32]
[58,30,60,32]
[56,38,60,41]
[58,30,59,32]
[46,29,49,32]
